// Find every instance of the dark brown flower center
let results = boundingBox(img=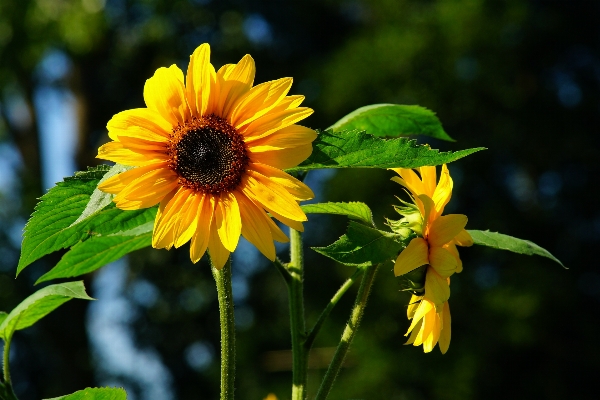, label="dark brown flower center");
[167,115,248,194]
